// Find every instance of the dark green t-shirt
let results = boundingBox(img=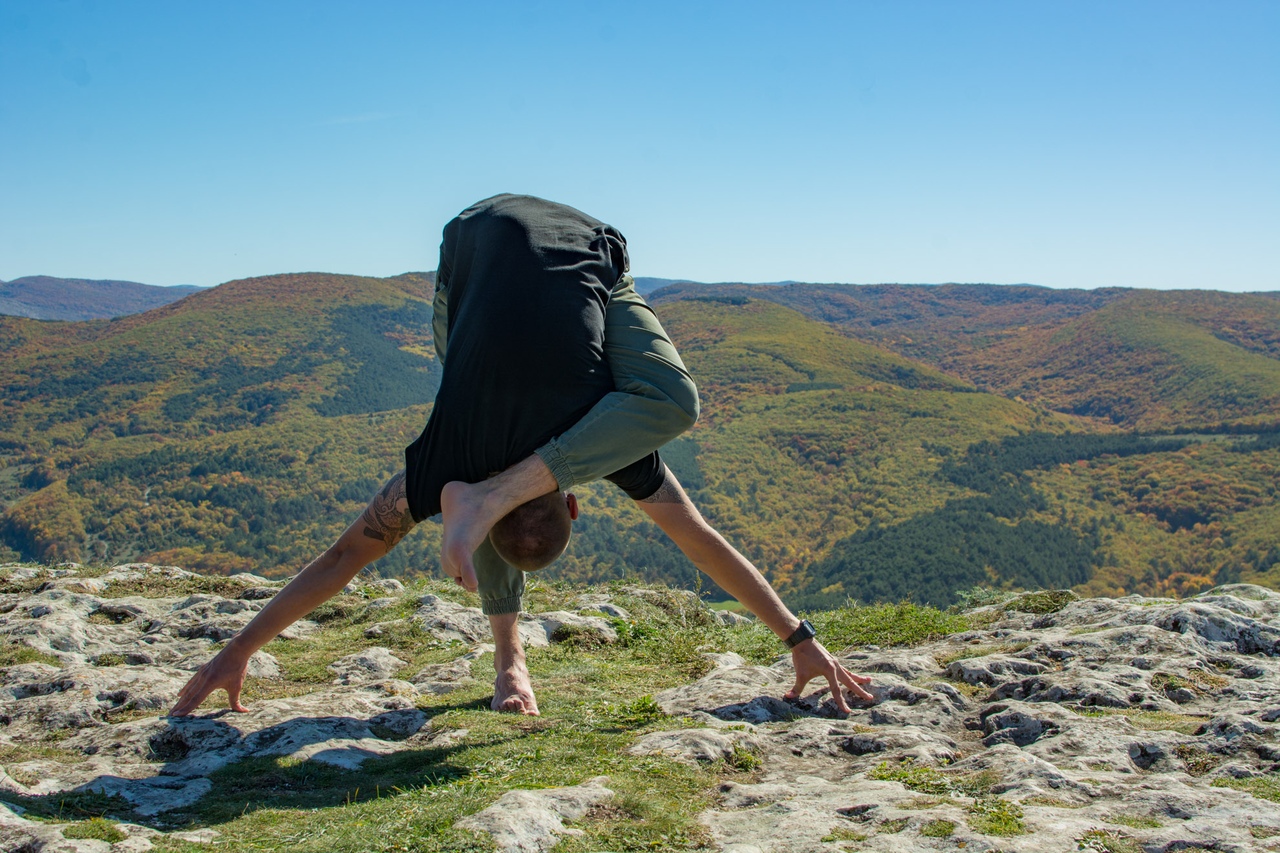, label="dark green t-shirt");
[405,194,663,521]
